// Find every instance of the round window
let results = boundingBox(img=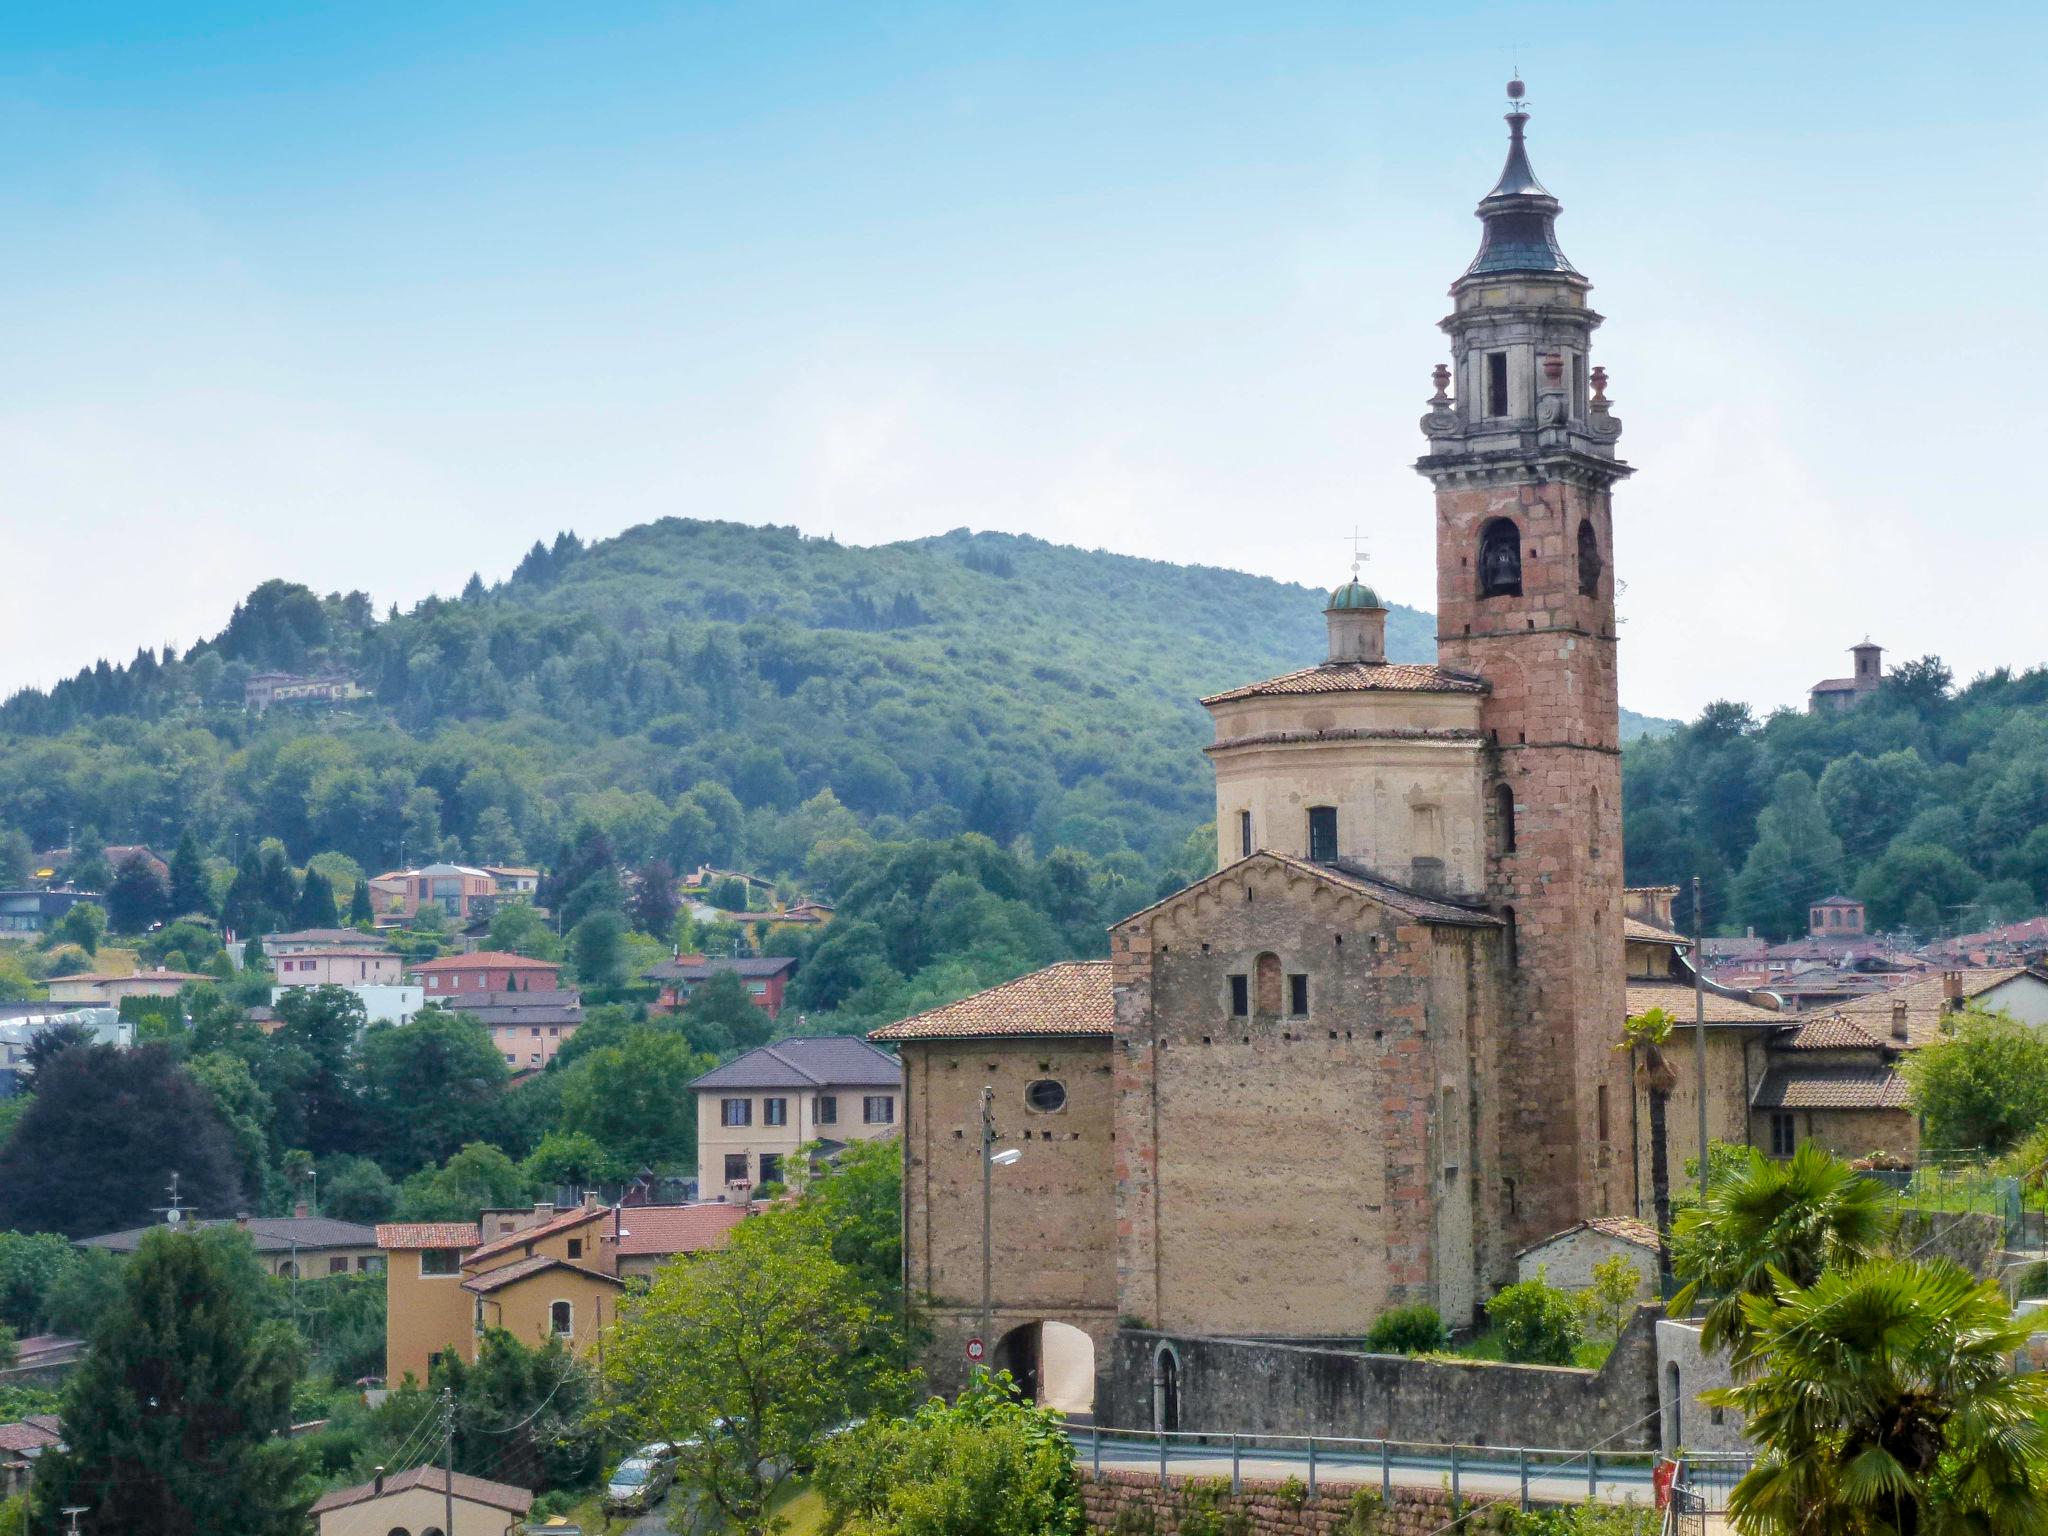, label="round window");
[1024,1079,1067,1113]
